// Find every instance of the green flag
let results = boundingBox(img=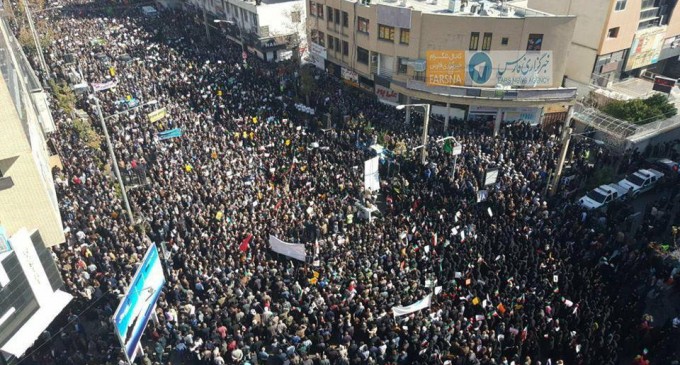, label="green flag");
[443,140,453,154]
